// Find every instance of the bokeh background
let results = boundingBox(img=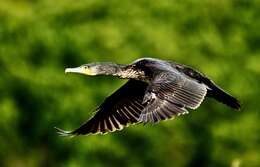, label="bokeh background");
[0,0,260,167]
